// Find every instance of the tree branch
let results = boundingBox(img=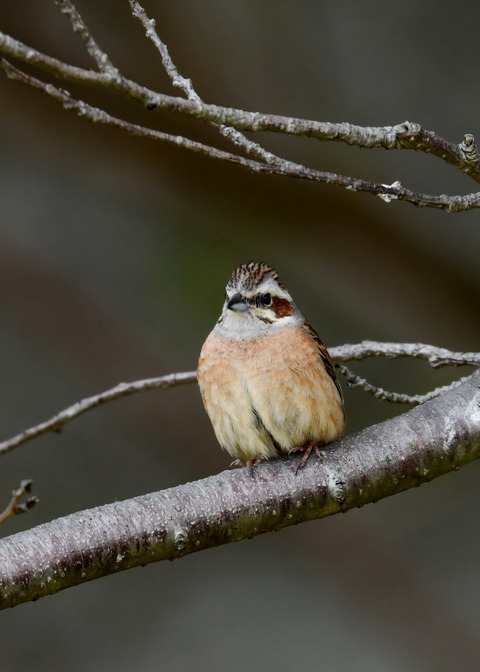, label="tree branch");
[128,0,293,167]
[329,340,480,367]
[0,342,477,456]
[54,0,119,75]
[1,3,480,211]
[3,57,479,213]
[0,371,197,456]
[1,370,479,609]
[330,341,480,403]
[336,364,473,404]
[0,481,38,525]
[0,30,477,175]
